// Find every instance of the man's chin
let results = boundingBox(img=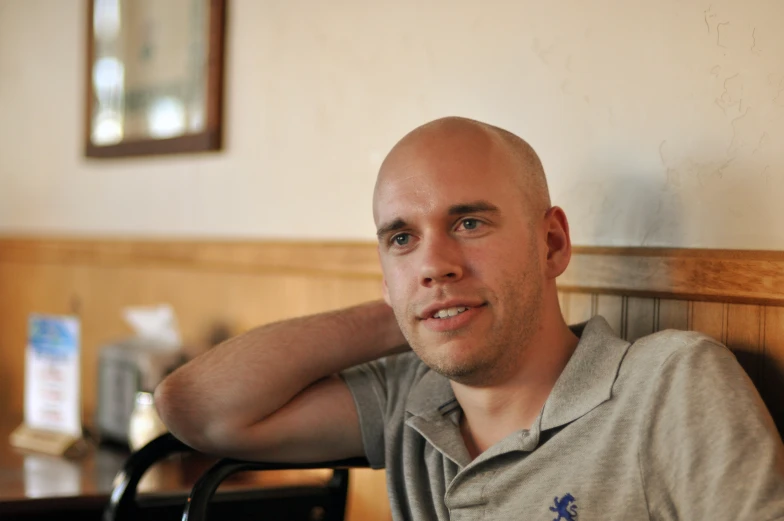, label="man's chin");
[413,345,487,382]
[430,362,478,380]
